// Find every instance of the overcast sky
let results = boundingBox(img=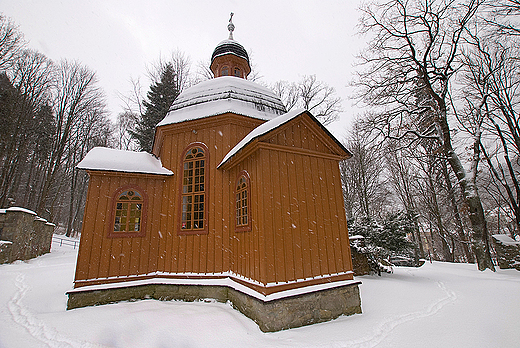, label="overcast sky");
[2,0,365,139]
